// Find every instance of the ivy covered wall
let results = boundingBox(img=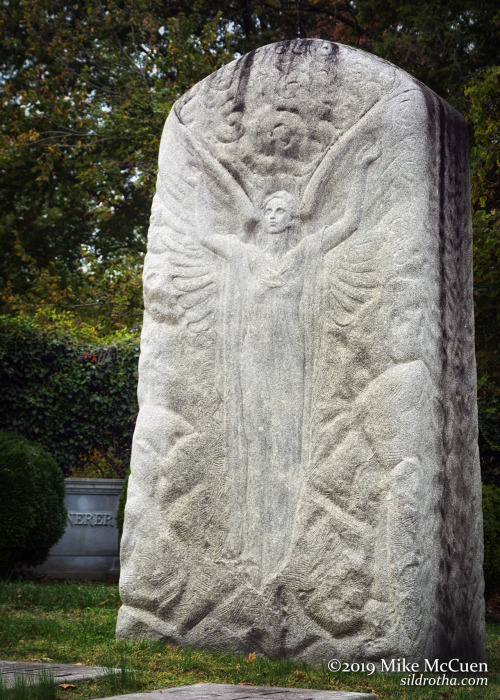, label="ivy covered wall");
[0,316,139,477]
